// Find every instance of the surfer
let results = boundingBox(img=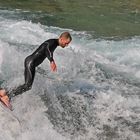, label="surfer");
[0,32,72,105]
